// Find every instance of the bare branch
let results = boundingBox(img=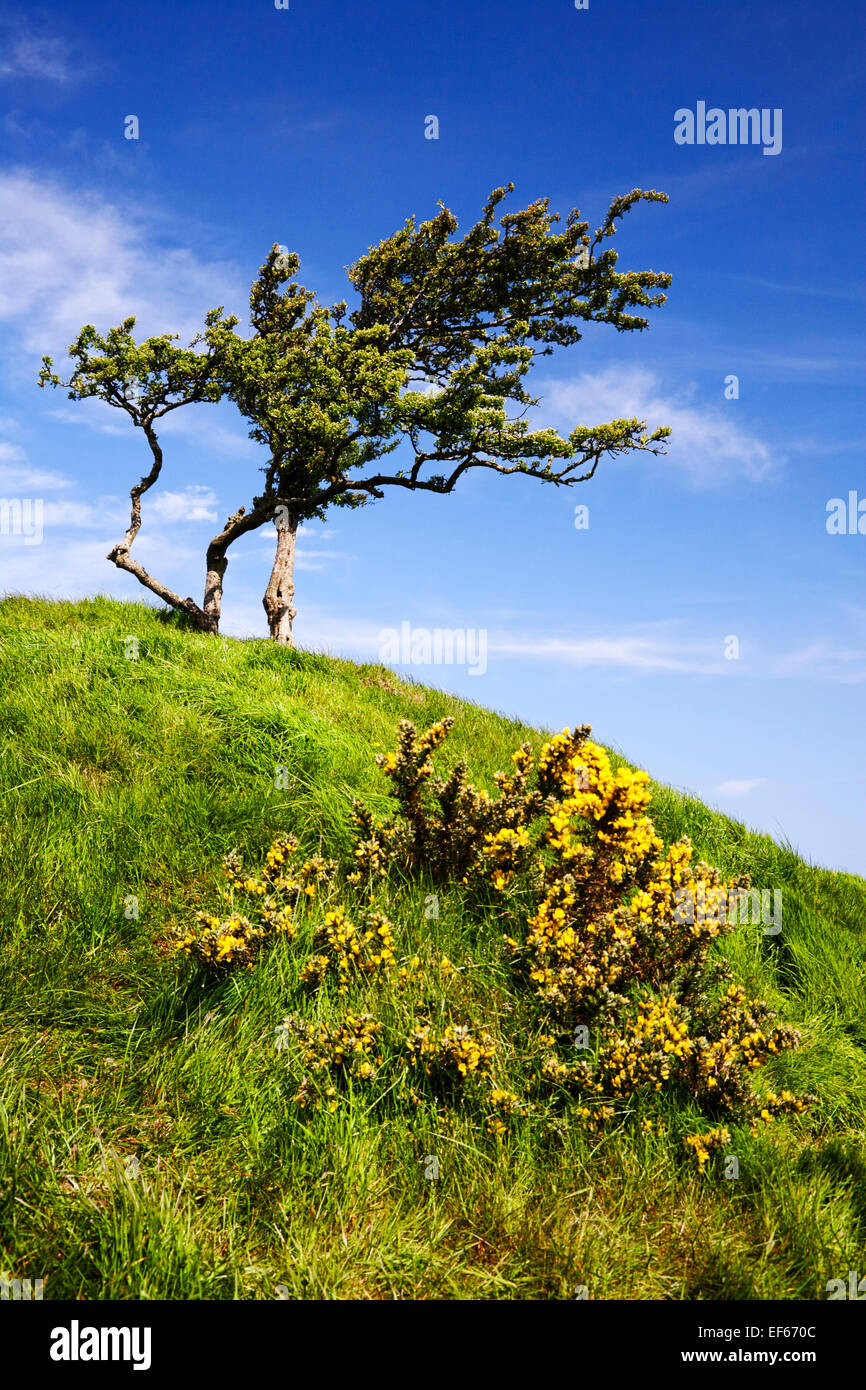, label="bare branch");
[107,546,207,625]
